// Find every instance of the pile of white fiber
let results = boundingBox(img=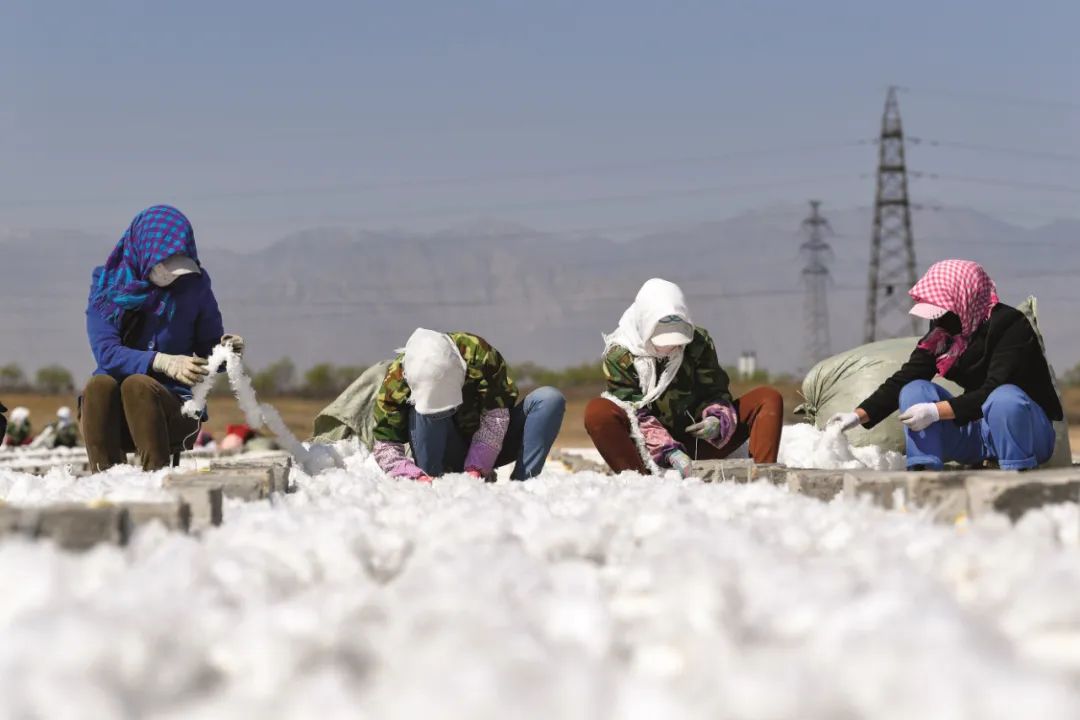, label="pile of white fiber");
[779,423,906,470]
